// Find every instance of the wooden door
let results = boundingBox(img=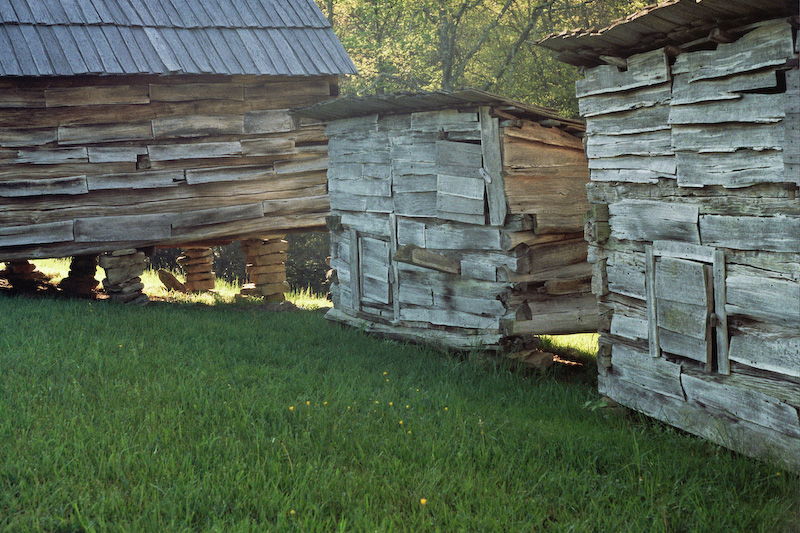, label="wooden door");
[359,235,391,305]
[654,256,714,370]
[645,242,729,373]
